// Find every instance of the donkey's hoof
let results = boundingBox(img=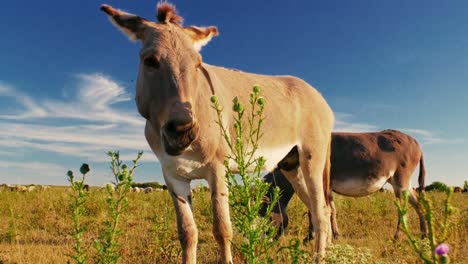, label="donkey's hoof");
[333,232,340,240]
[303,233,315,244]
